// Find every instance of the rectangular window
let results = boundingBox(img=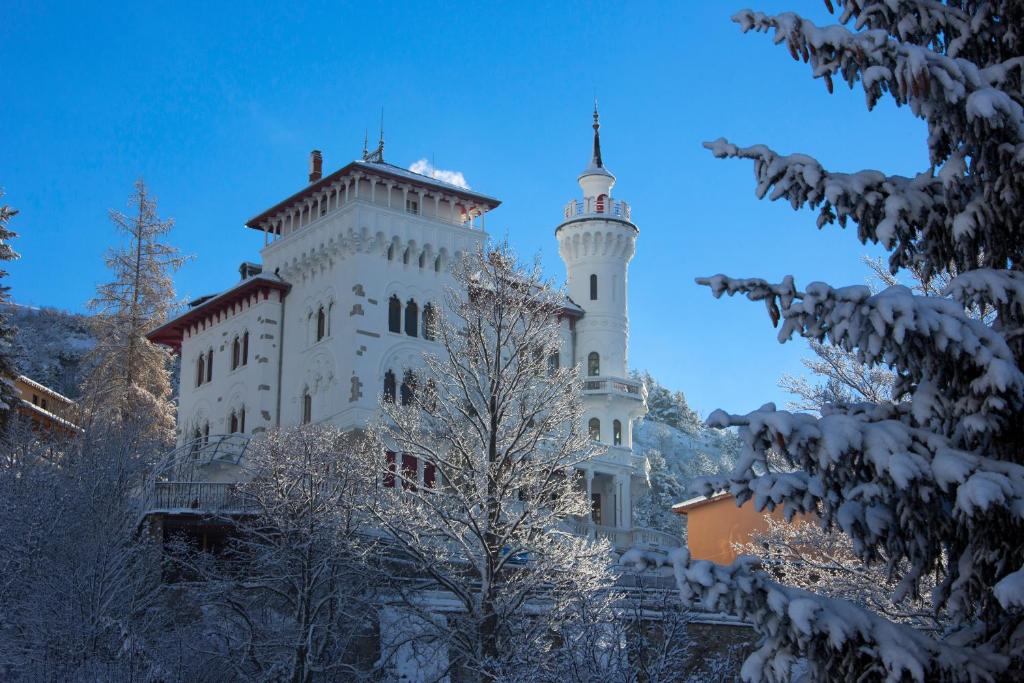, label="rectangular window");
[384,451,396,488]
[423,461,437,489]
[406,198,419,215]
[401,454,418,491]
